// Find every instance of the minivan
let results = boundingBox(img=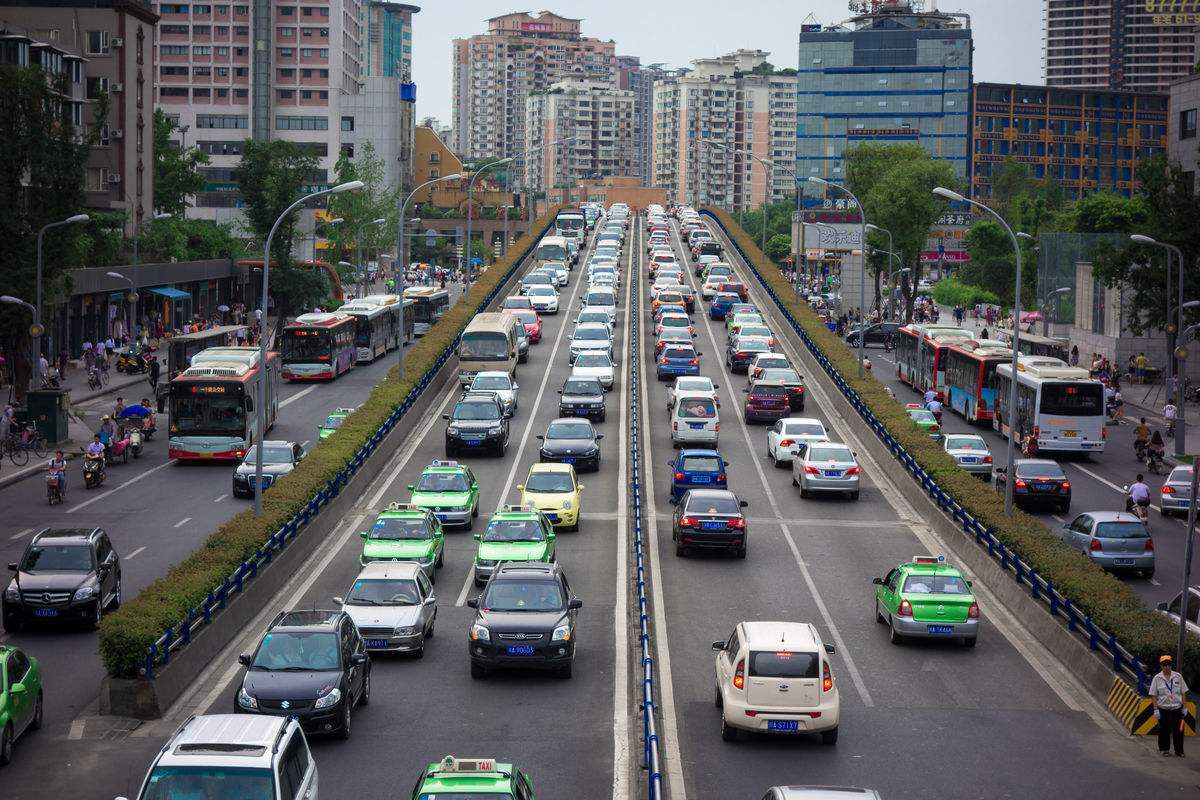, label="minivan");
[671,393,719,447]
